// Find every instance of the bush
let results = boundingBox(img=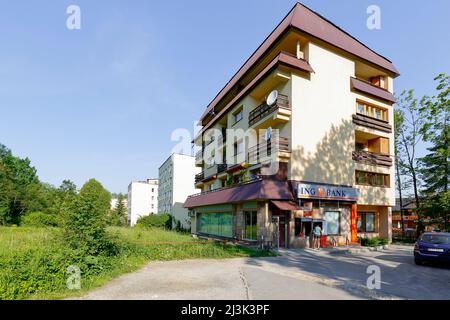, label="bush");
[359,236,388,247]
[21,212,59,227]
[136,213,172,229]
[62,179,116,256]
